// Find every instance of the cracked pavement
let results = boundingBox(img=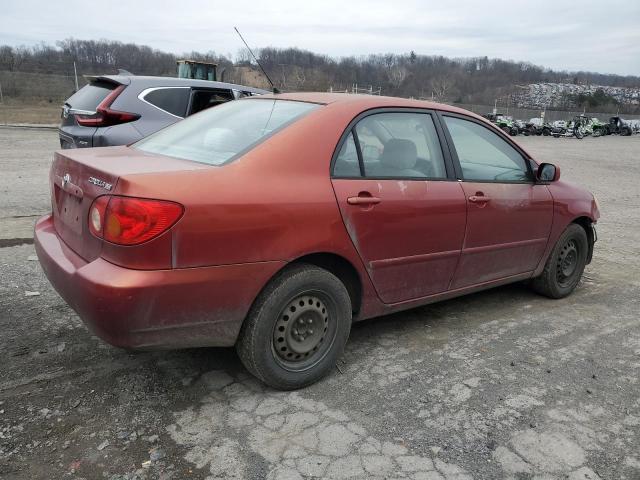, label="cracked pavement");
[0,128,639,479]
